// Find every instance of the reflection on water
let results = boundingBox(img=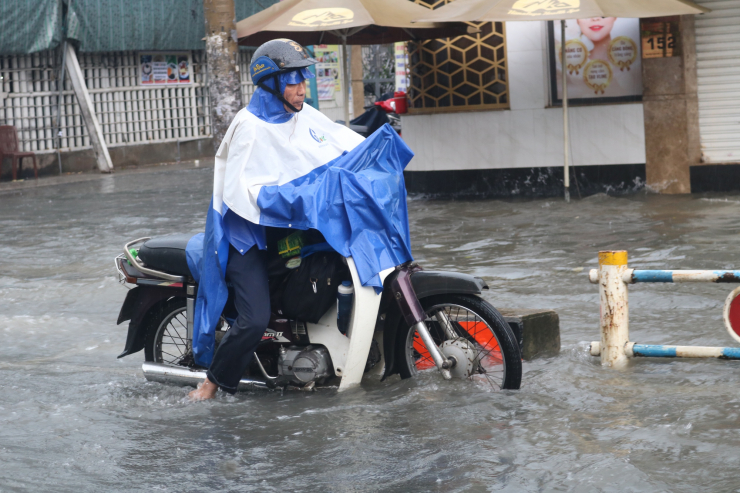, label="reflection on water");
[2,167,740,491]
